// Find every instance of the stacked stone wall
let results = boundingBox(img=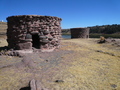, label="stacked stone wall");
[6,15,62,52]
[70,28,89,38]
